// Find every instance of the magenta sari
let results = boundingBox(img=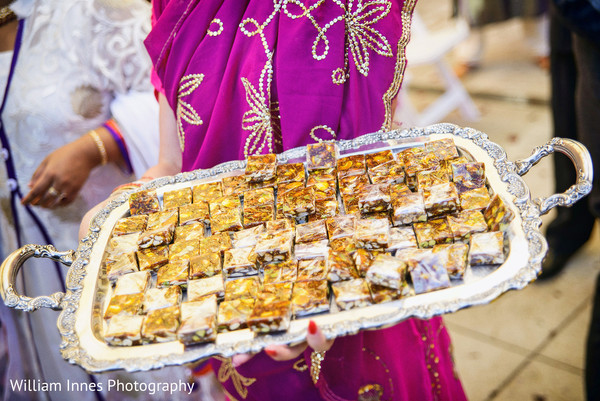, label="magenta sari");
[145,1,468,400]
